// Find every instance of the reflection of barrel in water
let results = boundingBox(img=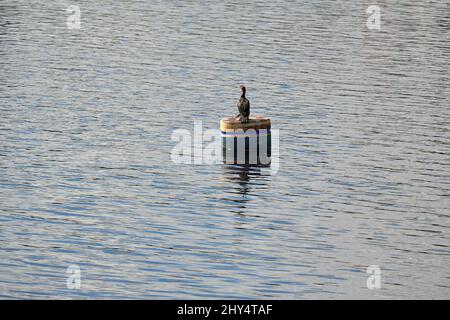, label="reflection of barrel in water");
[222,164,258,208]
[221,164,270,215]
